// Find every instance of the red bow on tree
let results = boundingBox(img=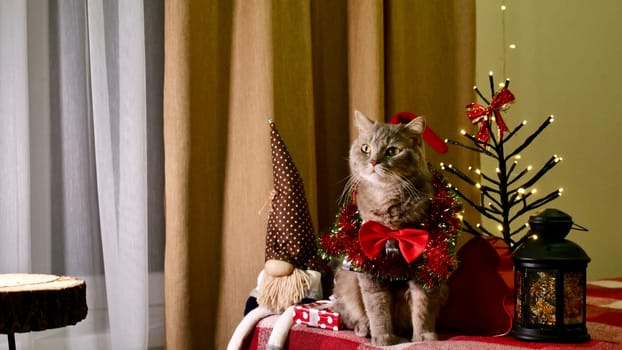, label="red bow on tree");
[466,87,515,143]
[358,221,429,263]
